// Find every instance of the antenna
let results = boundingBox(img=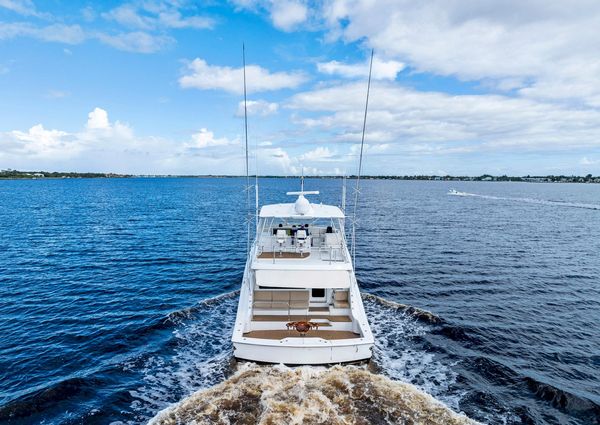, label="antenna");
[287,166,319,196]
[341,174,347,214]
[243,44,250,255]
[351,49,374,265]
